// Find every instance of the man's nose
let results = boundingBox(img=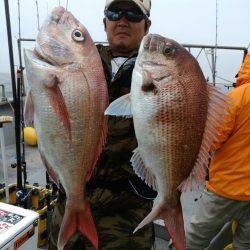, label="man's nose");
[117,16,129,26]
